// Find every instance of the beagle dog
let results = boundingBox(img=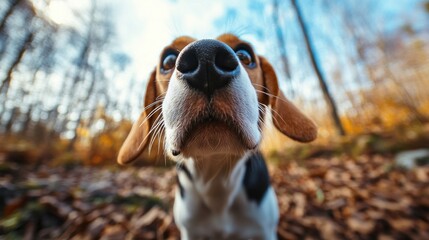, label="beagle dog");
[117,34,317,240]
